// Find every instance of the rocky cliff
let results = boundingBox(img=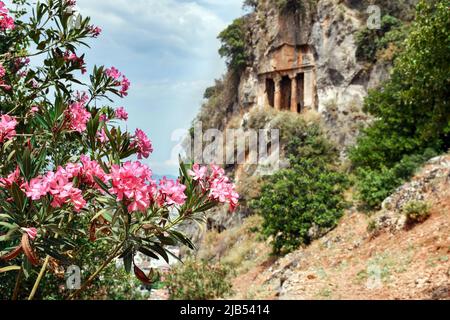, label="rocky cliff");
[184,0,418,241]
